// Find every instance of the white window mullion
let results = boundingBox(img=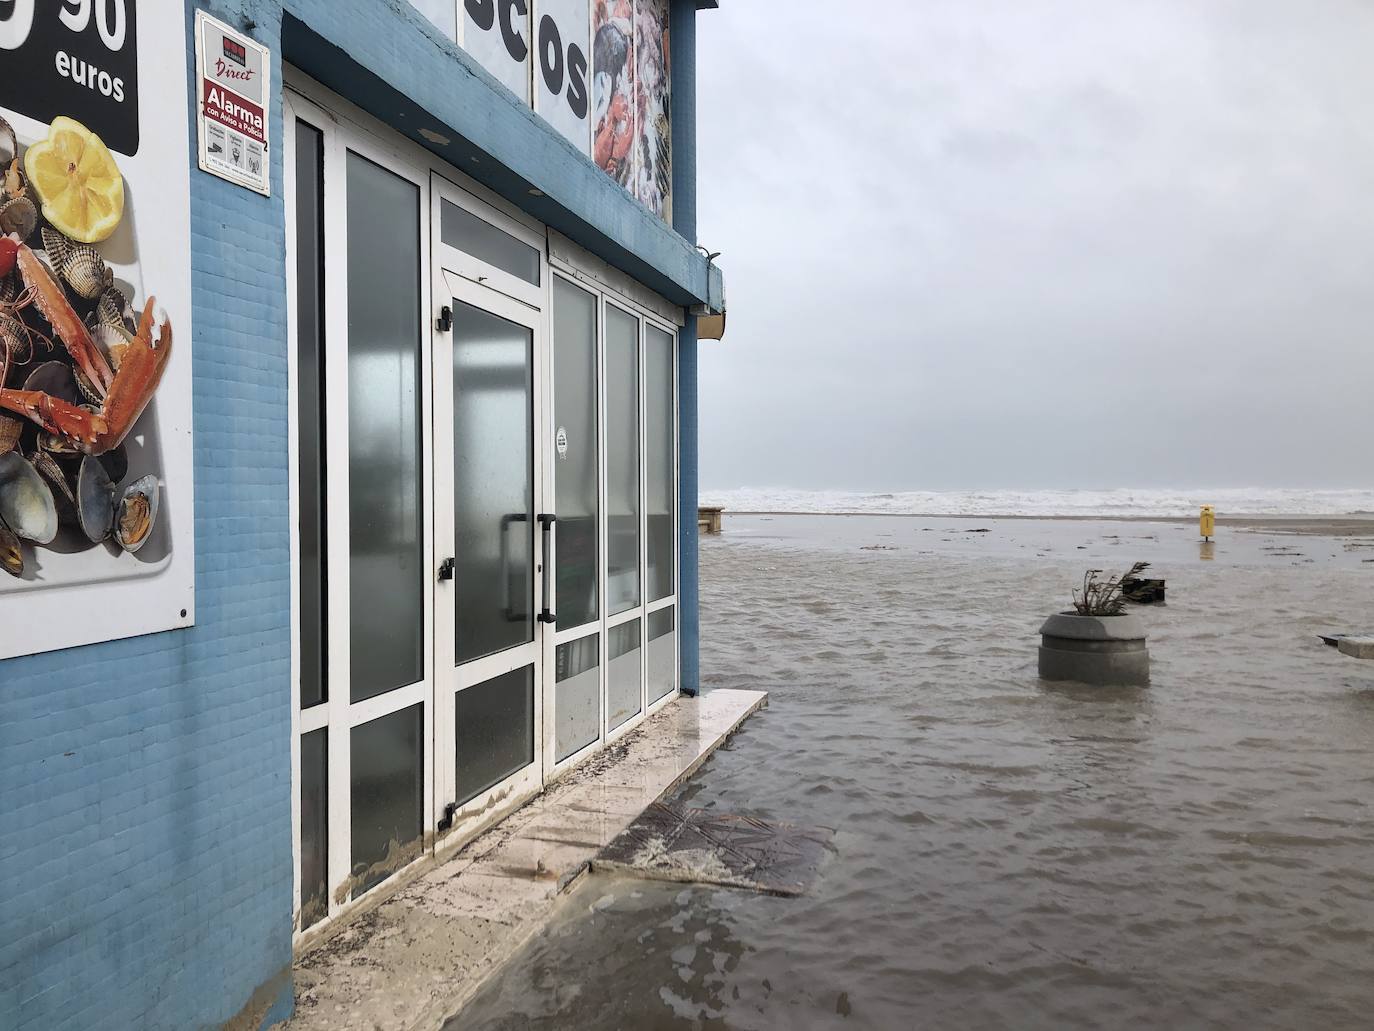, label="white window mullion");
[322,124,353,919]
